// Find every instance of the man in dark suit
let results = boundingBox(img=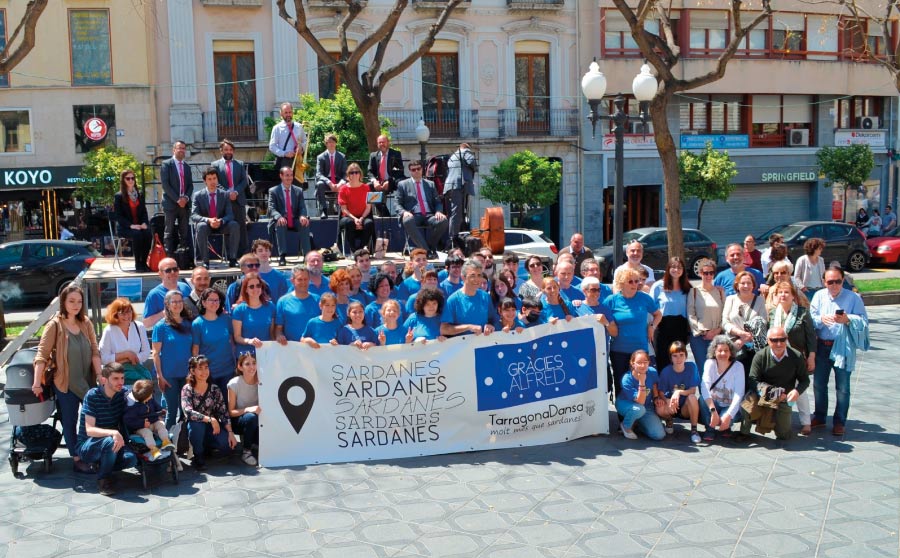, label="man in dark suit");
[396,161,448,258]
[314,133,347,219]
[445,142,478,248]
[211,139,251,255]
[268,166,311,266]
[367,134,405,217]
[160,140,193,255]
[191,167,239,268]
